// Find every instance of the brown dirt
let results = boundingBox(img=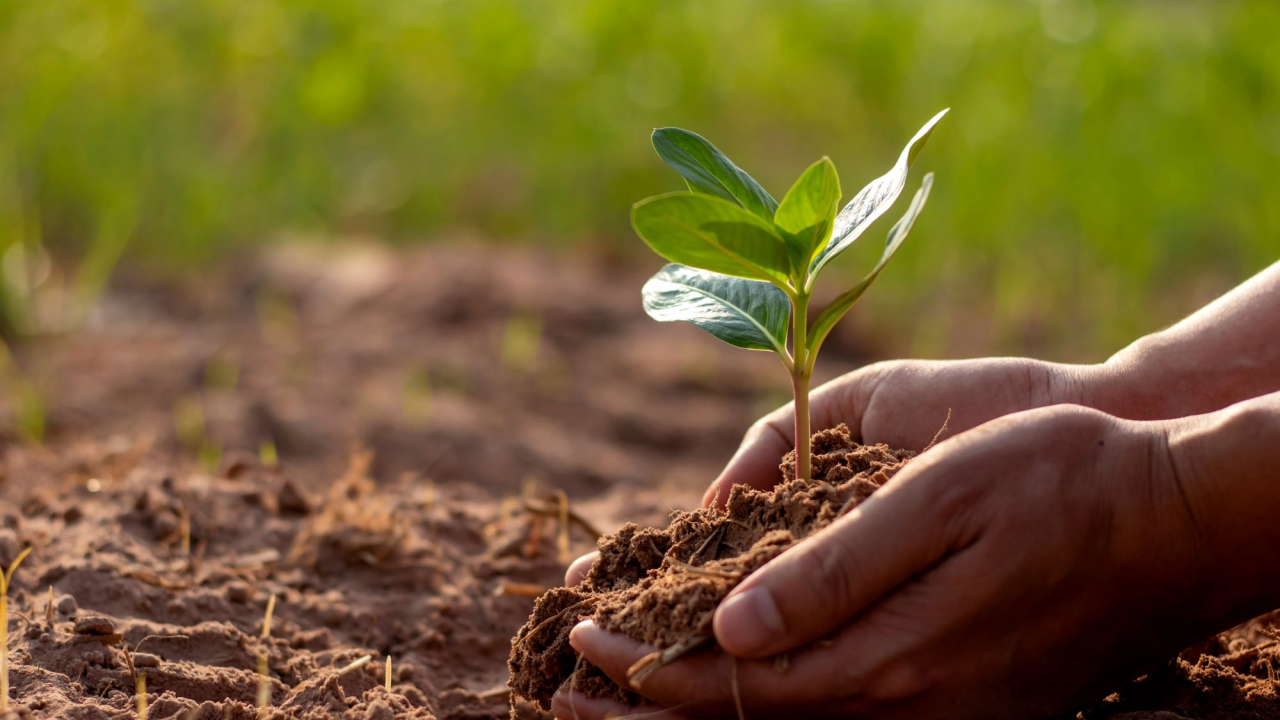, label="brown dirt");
[509,425,1280,719]
[1,242,1277,719]
[0,242,800,719]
